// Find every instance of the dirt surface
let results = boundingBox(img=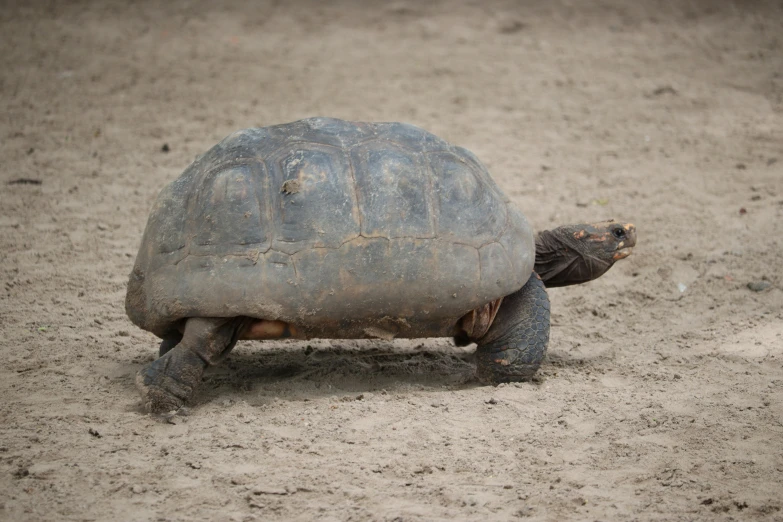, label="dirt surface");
[1,1,782,520]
